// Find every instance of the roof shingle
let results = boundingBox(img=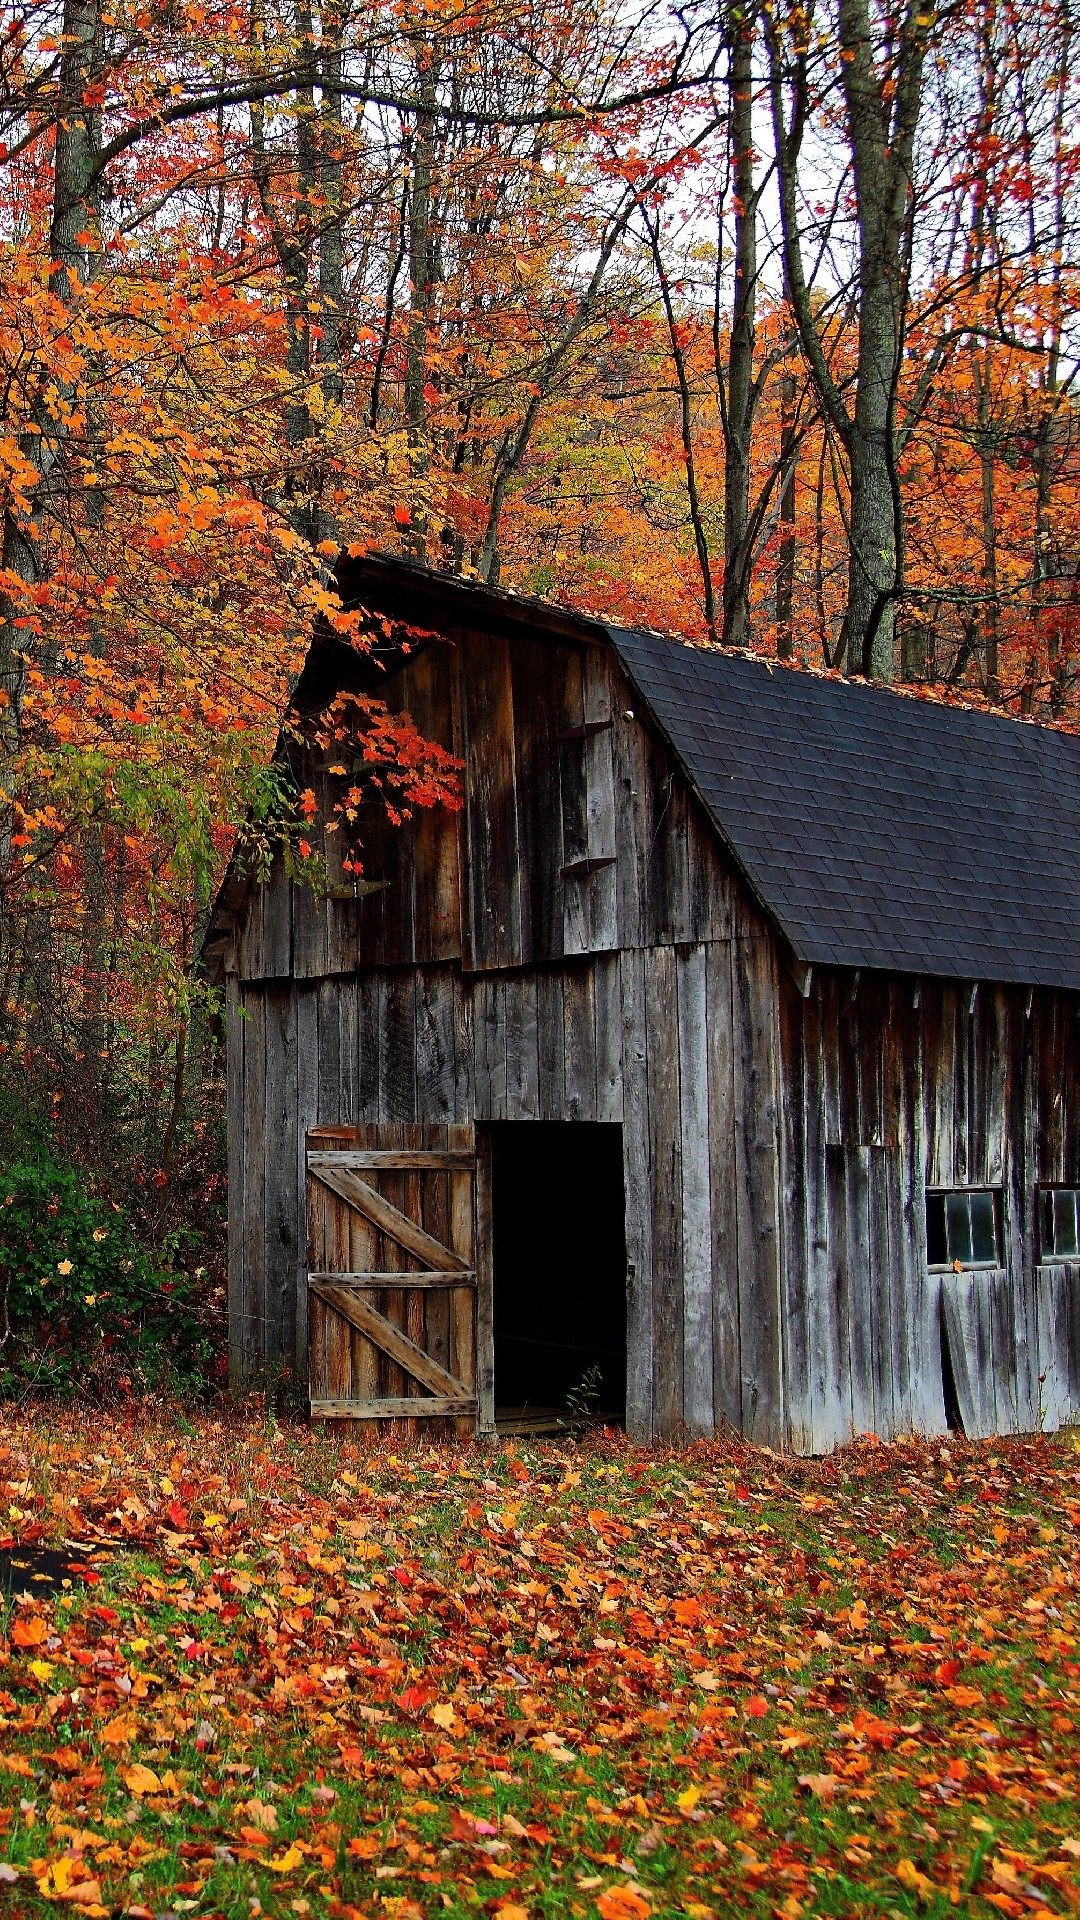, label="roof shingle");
[608,627,1080,989]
